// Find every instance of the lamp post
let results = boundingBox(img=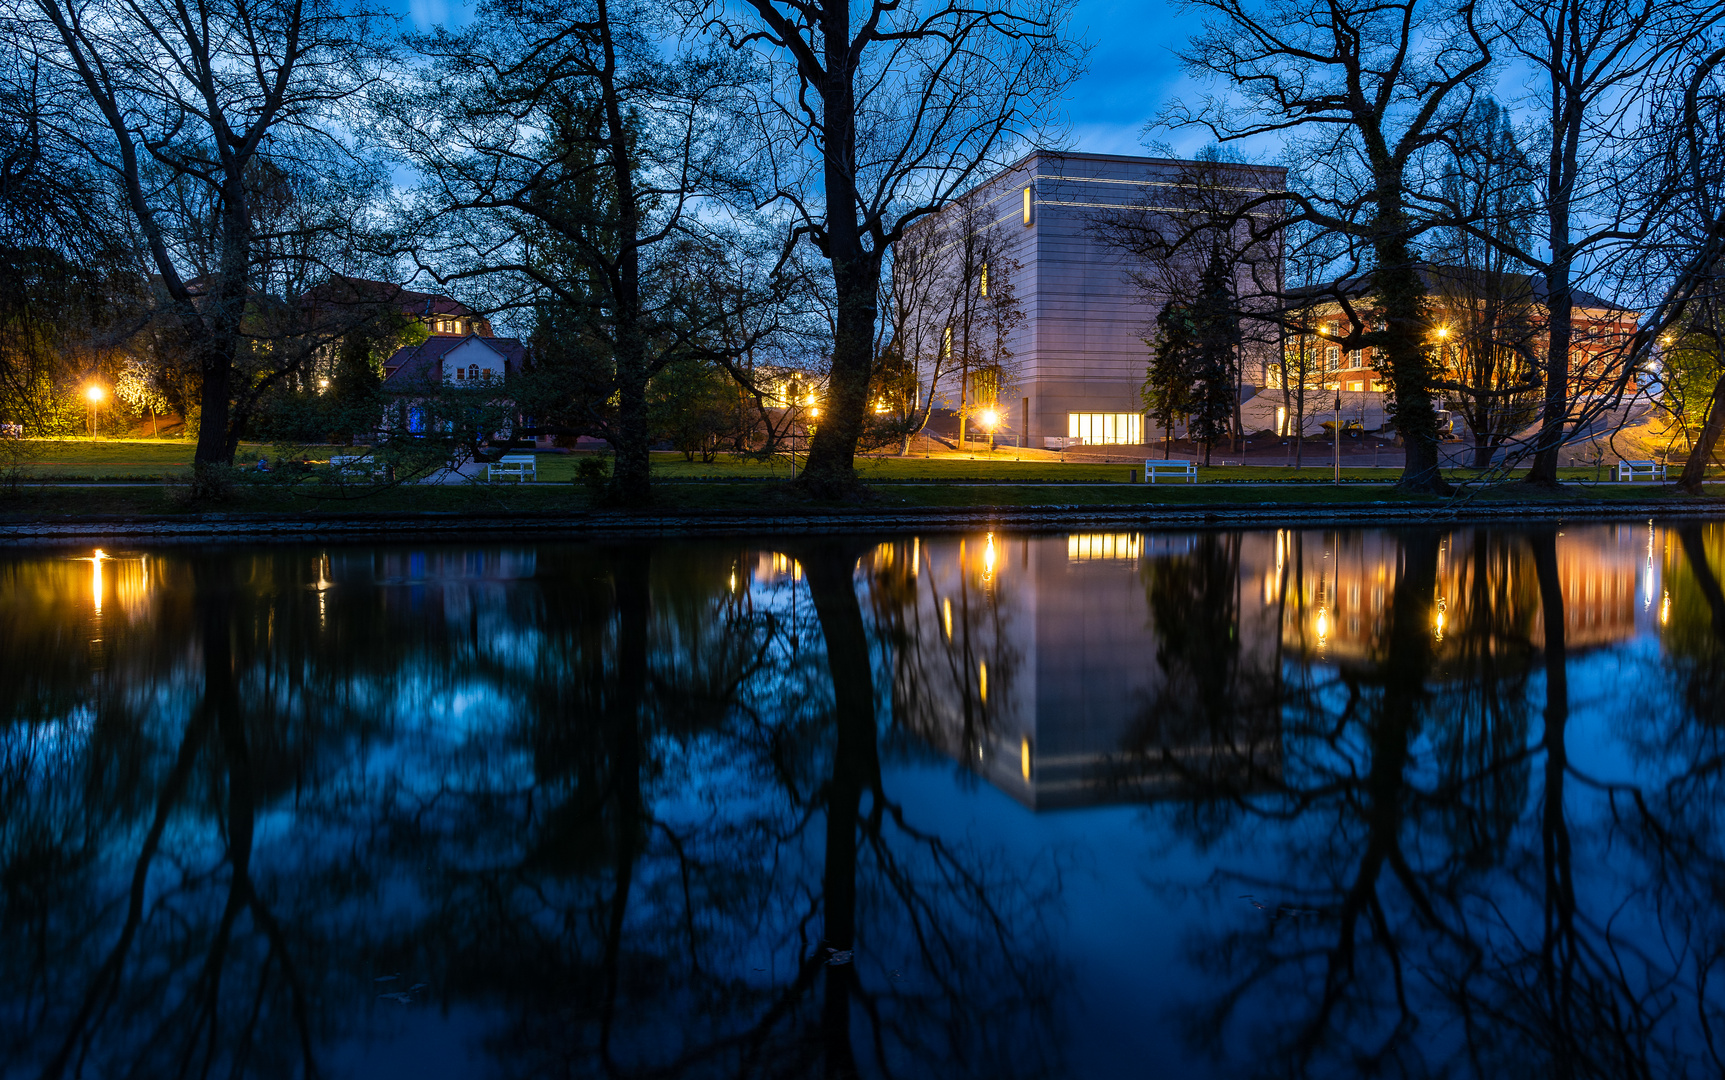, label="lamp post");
[1333,389,1342,486]
[85,383,106,440]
